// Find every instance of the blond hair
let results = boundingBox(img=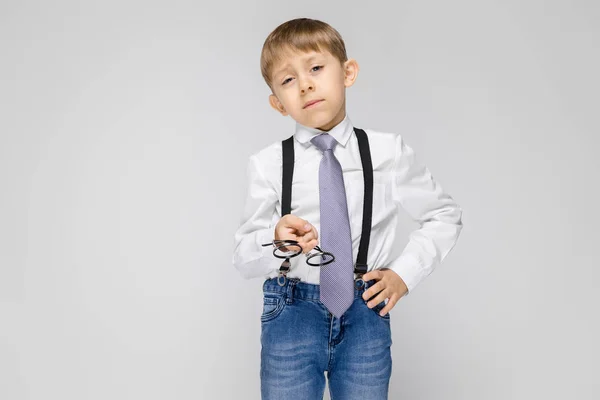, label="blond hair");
[260,18,348,92]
